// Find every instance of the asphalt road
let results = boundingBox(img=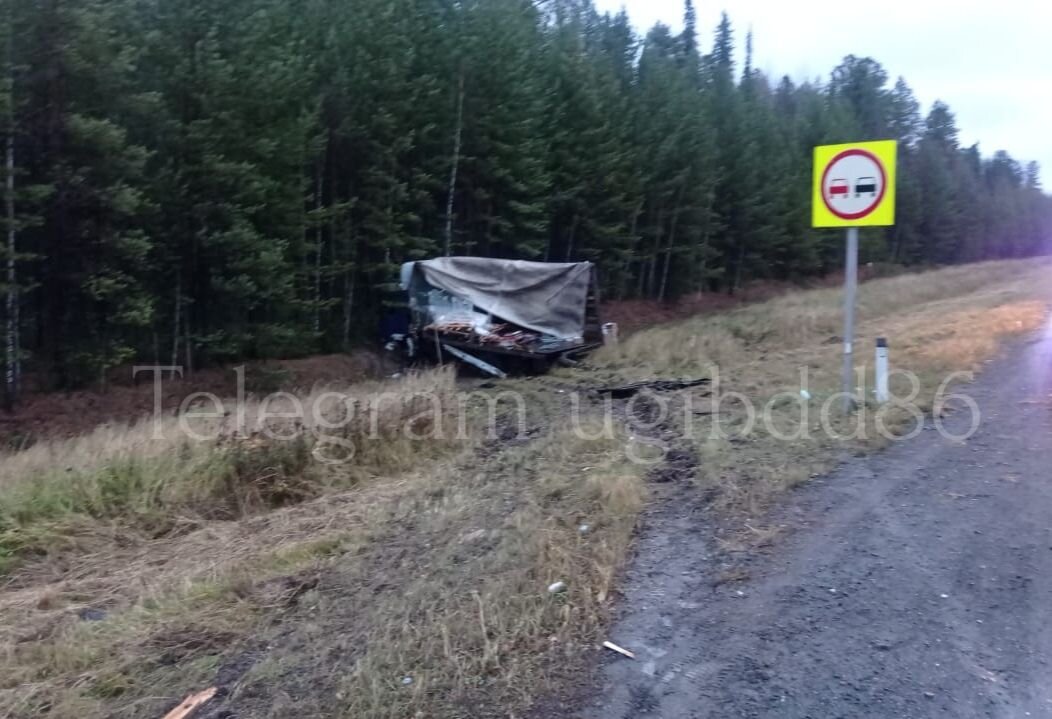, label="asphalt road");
[583,326,1052,719]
